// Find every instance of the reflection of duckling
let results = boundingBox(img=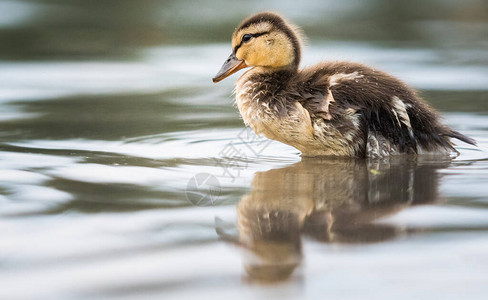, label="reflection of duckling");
[213,12,476,157]
[233,157,447,281]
